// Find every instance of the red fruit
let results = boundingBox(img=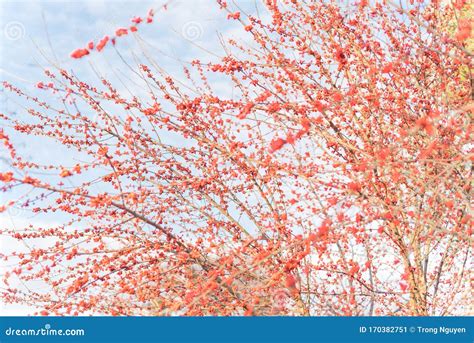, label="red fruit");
[416,116,434,135]
[285,274,296,288]
[70,48,89,59]
[238,103,254,119]
[382,63,393,73]
[349,264,360,276]
[0,172,13,182]
[308,233,318,242]
[445,200,454,209]
[301,118,311,131]
[453,0,467,9]
[455,19,471,42]
[318,219,331,237]
[244,306,253,316]
[312,100,326,112]
[96,36,109,52]
[269,138,286,153]
[377,148,390,161]
[60,169,72,178]
[227,12,240,20]
[347,182,362,192]
[286,133,296,145]
[335,47,346,64]
[115,28,128,37]
[131,16,142,24]
[333,92,343,102]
